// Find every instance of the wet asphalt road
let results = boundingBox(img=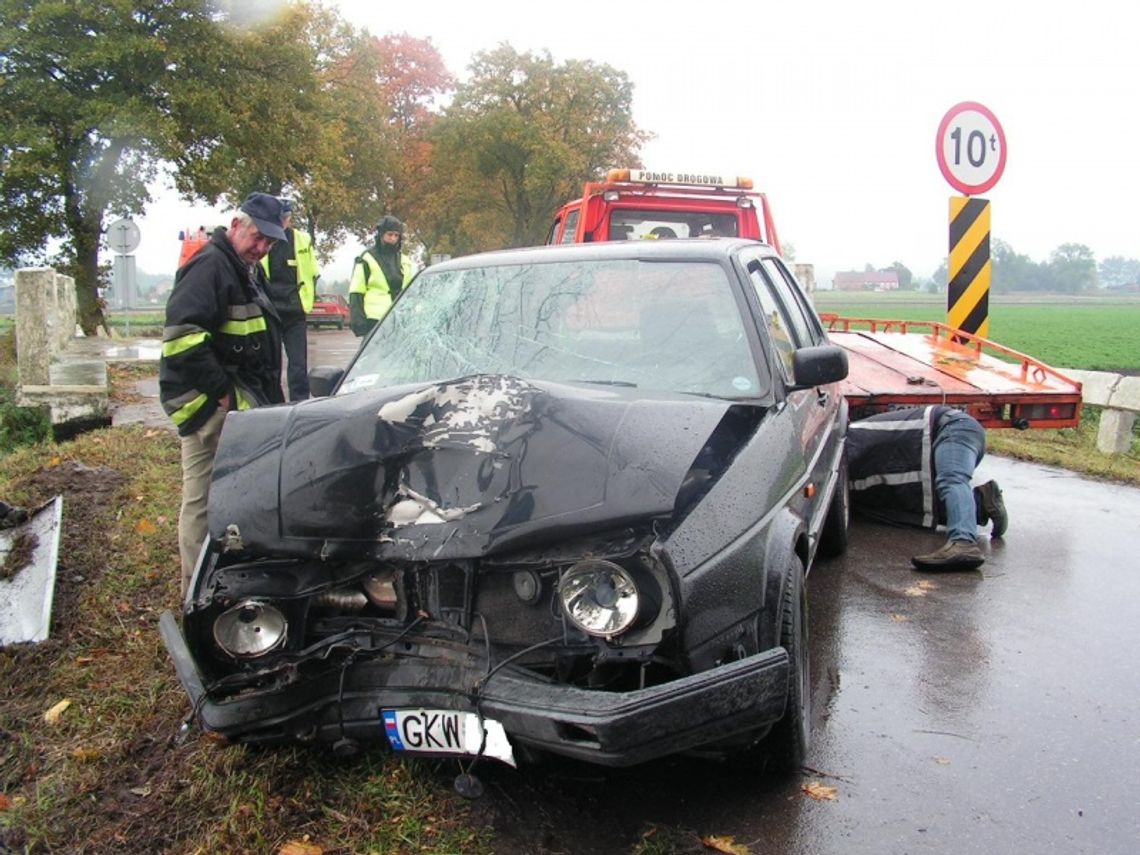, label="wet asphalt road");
[310,330,1140,853]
